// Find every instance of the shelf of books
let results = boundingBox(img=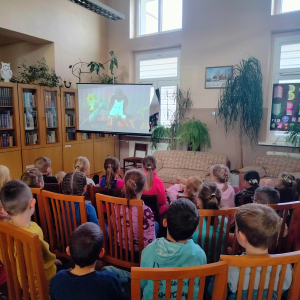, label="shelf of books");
[0,82,21,152]
[61,88,78,144]
[18,84,42,149]
[41,87,62,147]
